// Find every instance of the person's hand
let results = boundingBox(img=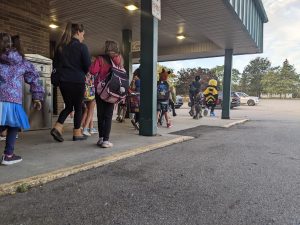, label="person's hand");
[33,100,42,111]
